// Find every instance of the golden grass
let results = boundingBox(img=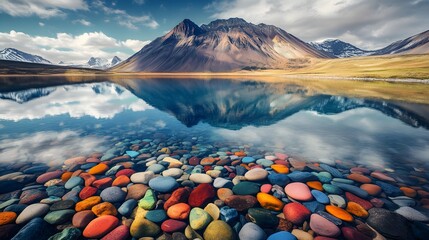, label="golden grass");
[281,54,429,79]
